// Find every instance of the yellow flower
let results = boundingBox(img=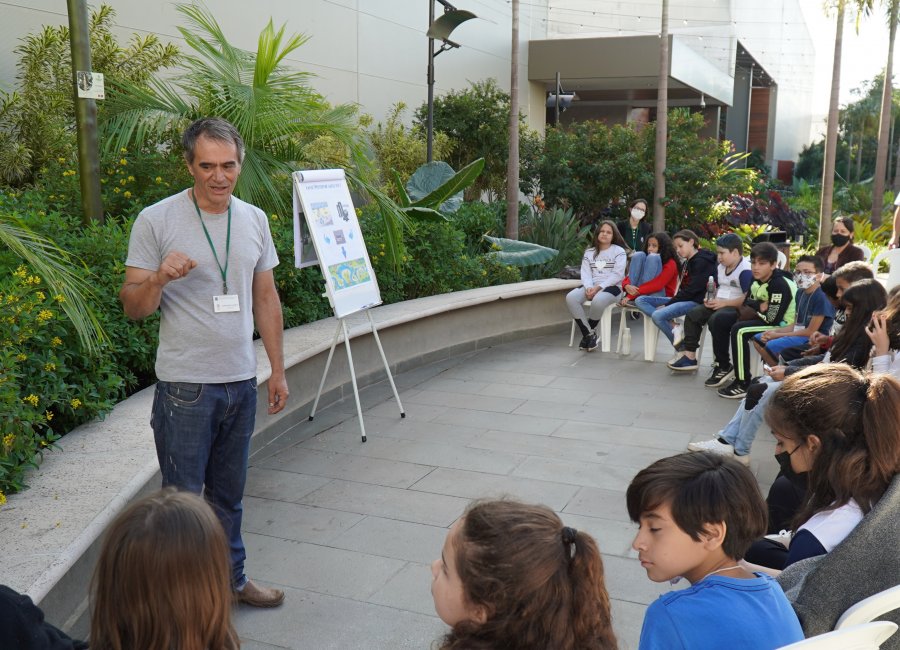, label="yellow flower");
[155,176,162,183]
[35,291,45,301]
[54,294,65,303]
[23,394,39,407]
[113,187,121,194]
[70,398,82,409]
[13,266,27,279]
[45,410,53,421]
[0,493,6,507]
[27,275,41,285]
[44,362,56,372]
[119,158,128,166]
[120,147,128,154]
[16,353,27,362]
[3,433,14,450]
[124,191,132,199]
[37,309,53,322]
[379,251,385,256]
[119,178,127,186]
[127,175,135,182]
[57,157,67,164]
[51,336,62,347]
